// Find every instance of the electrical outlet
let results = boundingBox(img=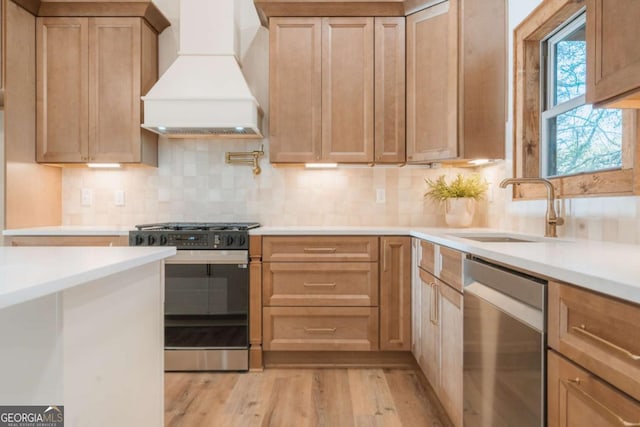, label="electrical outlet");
[376,188,386,204]
[81,189,93,206]
[115,190,125,206]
